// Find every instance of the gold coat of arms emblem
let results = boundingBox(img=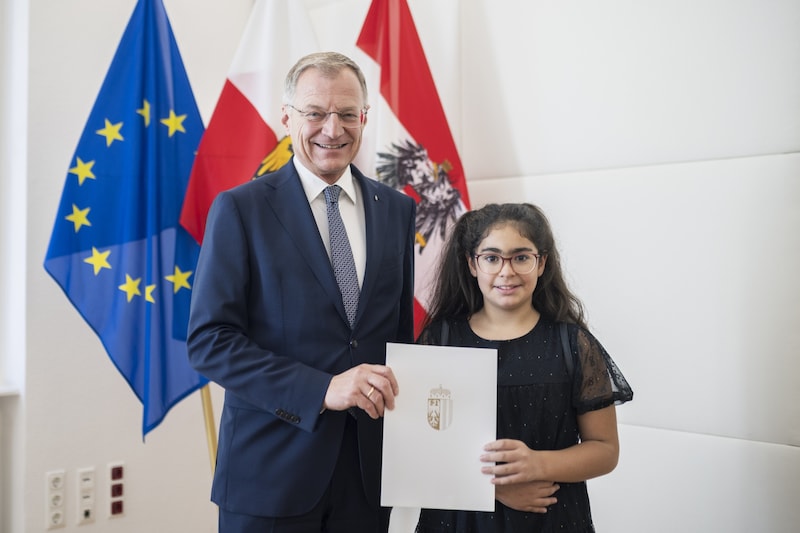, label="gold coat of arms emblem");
[427,385,453,431]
